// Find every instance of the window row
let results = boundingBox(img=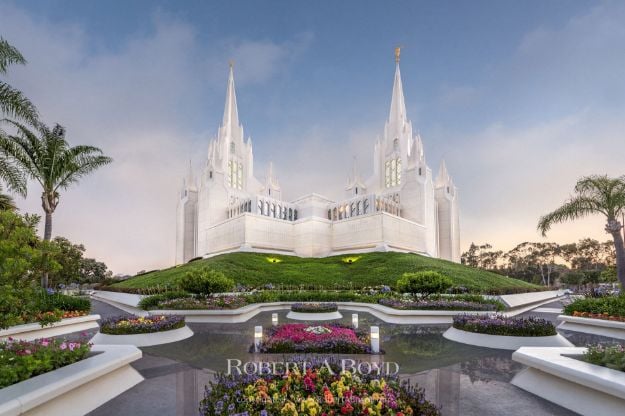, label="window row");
[257,199,298,221]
